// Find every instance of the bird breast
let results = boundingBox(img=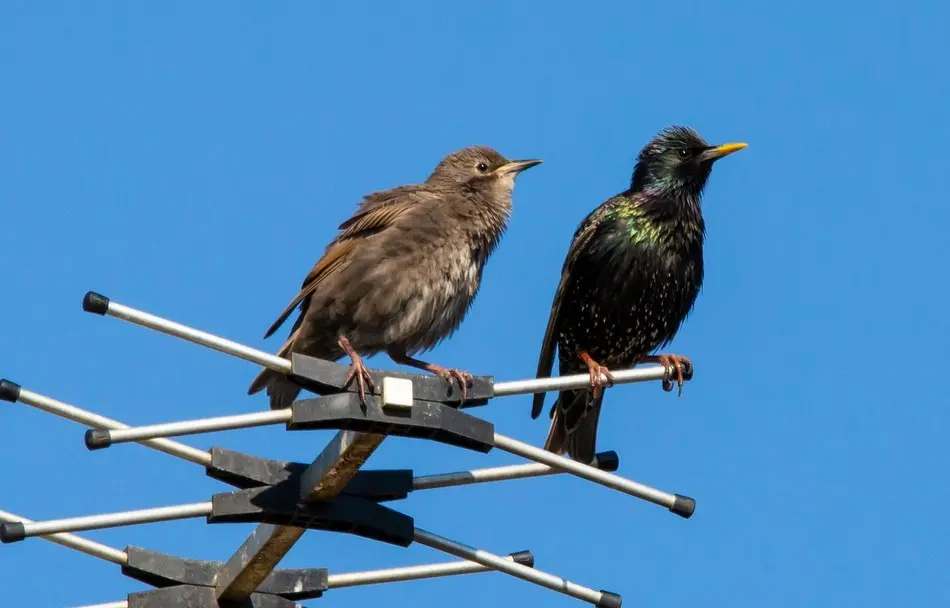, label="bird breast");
[309,200,507,357]
[381,244,482,353]
[556,243,702,369]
